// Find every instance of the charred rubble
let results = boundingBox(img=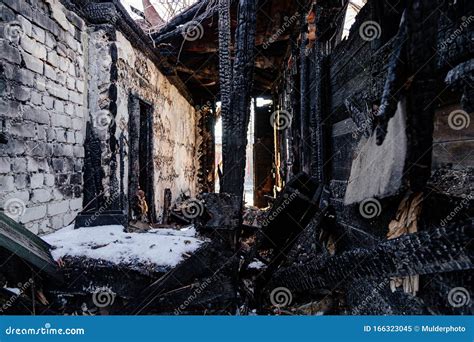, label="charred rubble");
[0,0,473,315]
